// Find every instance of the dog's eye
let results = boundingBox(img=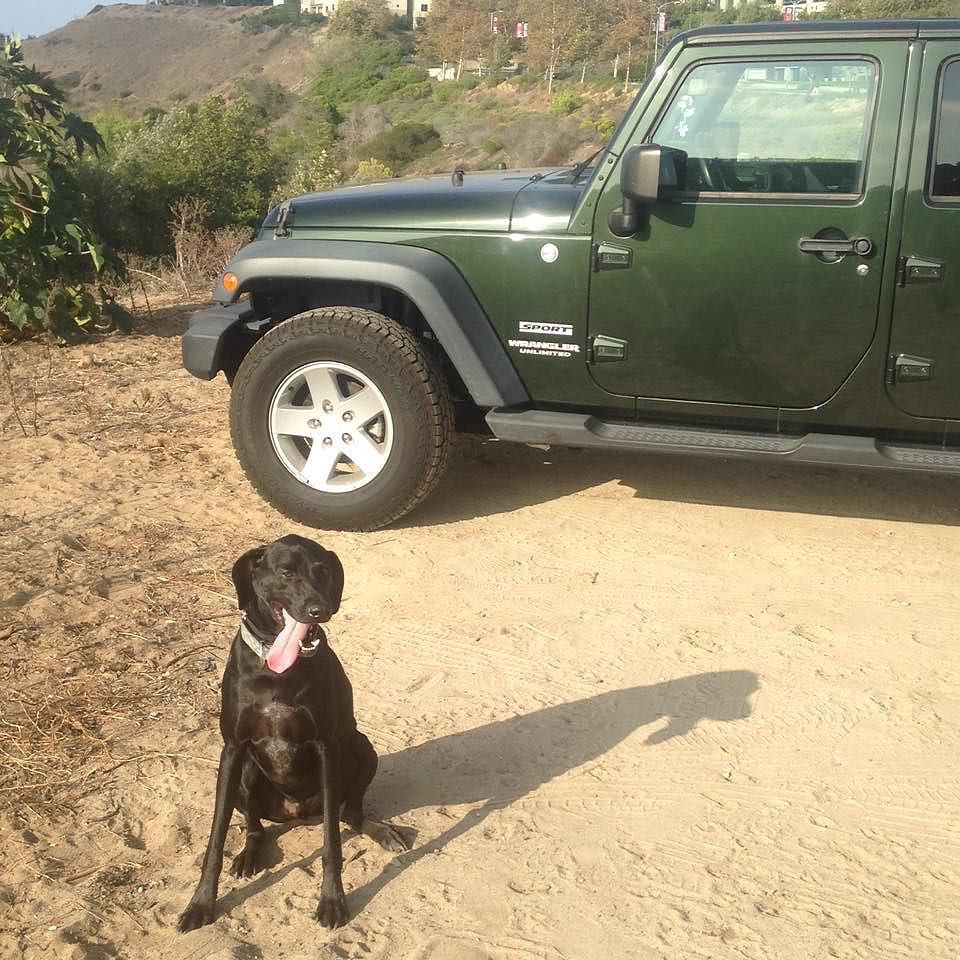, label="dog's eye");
[281,569,296,579]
